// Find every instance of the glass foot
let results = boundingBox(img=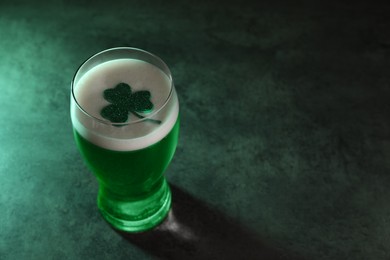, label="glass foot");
[98,180,171,232]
